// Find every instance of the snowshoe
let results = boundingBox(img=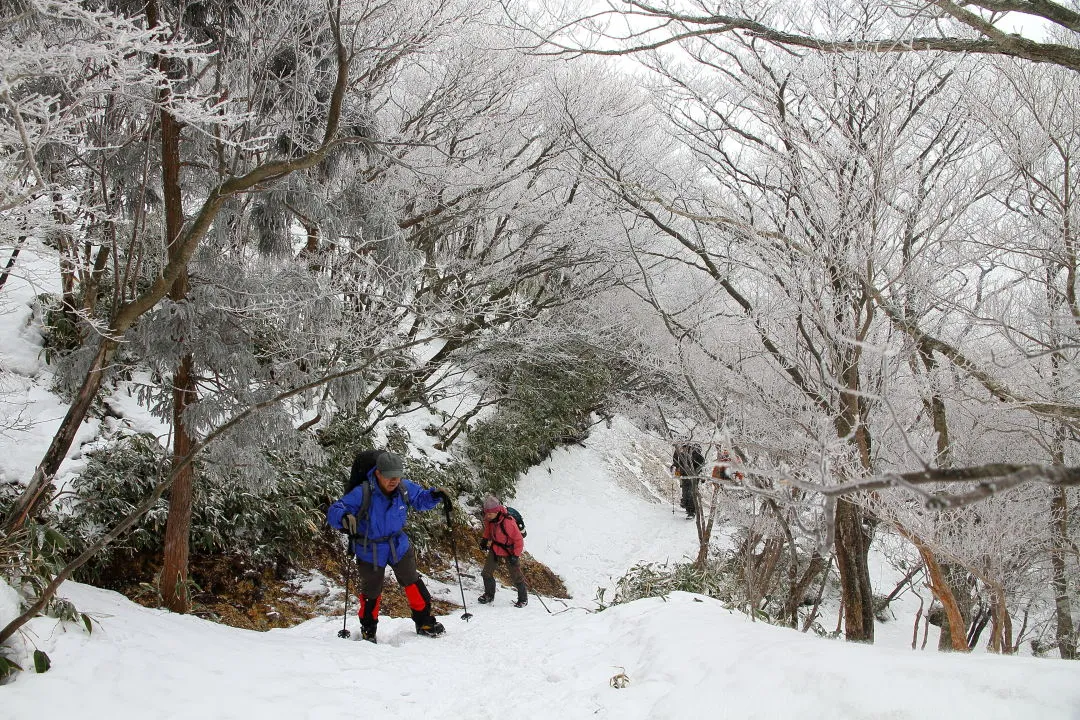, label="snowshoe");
[477,594,494,605]
[513,598,528,608]
[416,621,445,638]
[360,627,377,644]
